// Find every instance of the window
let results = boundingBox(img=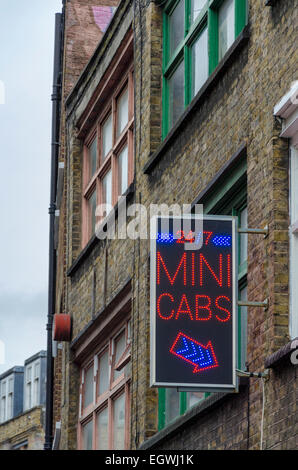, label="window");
[25,366,32,410]
[158,388,205,429]
[7,378,13,421]
[158,156,247,429]
[0,380,6,423]
[290,145,298,338]
[79,320,131,450]
[162,0,247,136]
[82,71,134,246]
[274,83,298,339]
[33,362,40,406]
[207,172,248,371]
[24,360,40,410]
[0,375,14,423]
[218,0,235,61]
